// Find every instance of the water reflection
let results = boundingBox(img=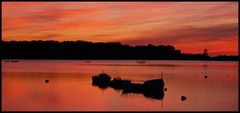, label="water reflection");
[2,60,238,111]
[122,89,164,100]
[79,63,178,67]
